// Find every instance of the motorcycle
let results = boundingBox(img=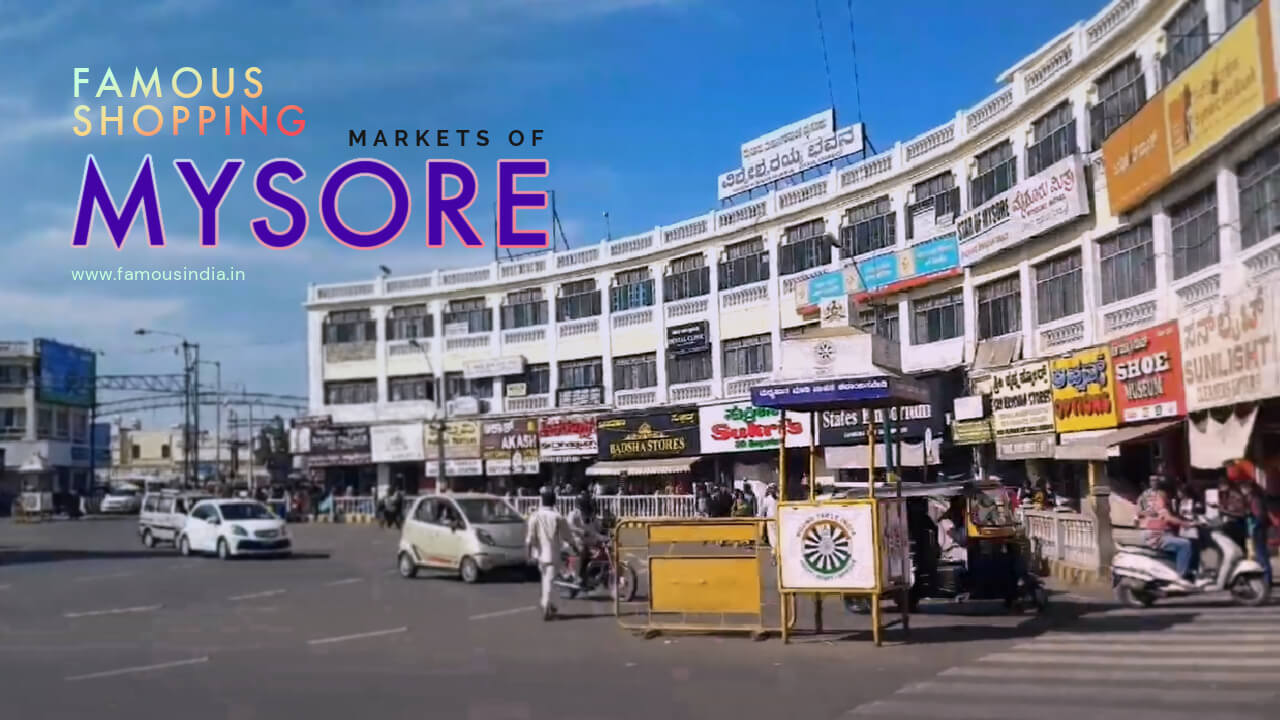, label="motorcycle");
[555,542,638,602]
[1112,517,1270,607]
